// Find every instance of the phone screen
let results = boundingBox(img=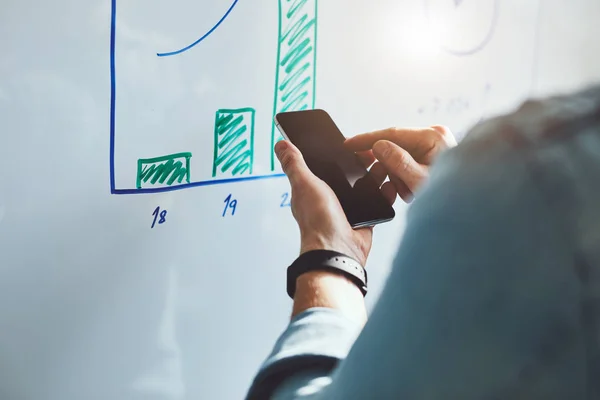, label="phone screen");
[275,109,395,227]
